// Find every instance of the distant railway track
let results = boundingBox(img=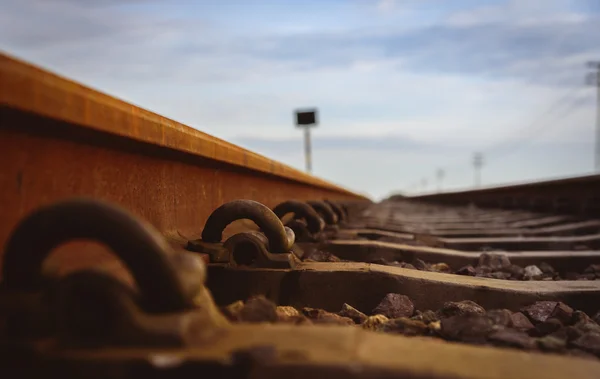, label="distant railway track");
[404,174,600,217]
[1,53,599,379]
